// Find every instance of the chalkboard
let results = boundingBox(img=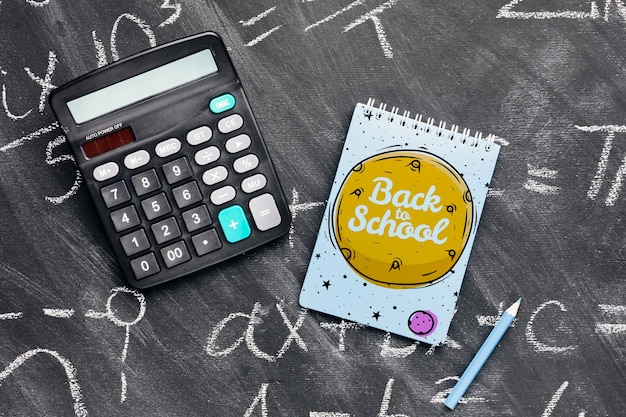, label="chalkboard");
[1,1,625,416]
